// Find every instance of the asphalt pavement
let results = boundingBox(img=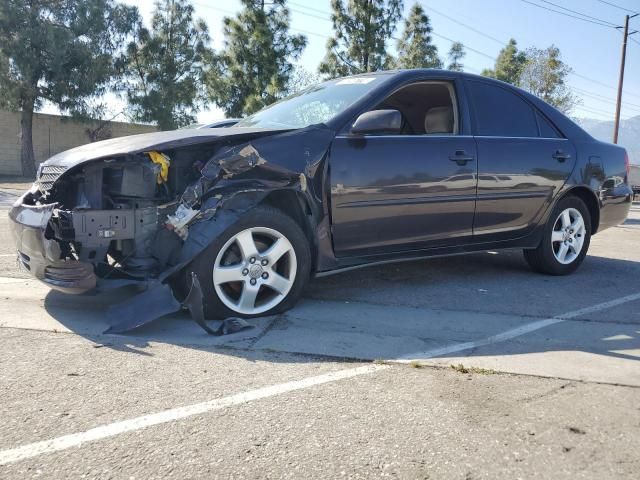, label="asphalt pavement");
[1,185,639,479]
